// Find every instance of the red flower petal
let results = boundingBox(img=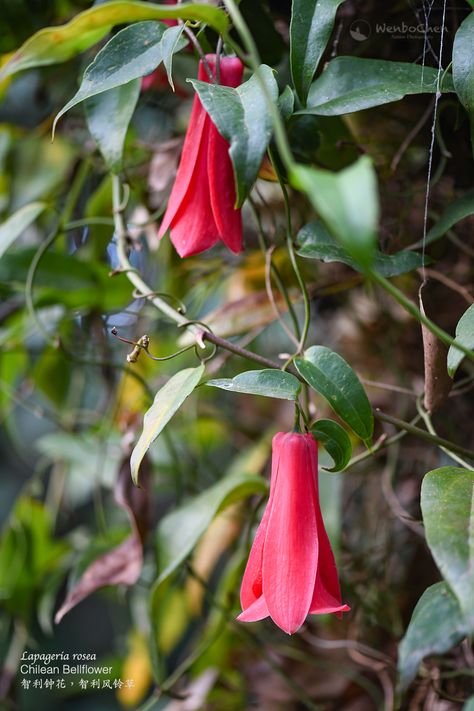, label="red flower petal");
[208,125,242,253]
[262,433,319,634]
[308,440,350,618]
[237,594,269,623]
[240,432,285,609]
